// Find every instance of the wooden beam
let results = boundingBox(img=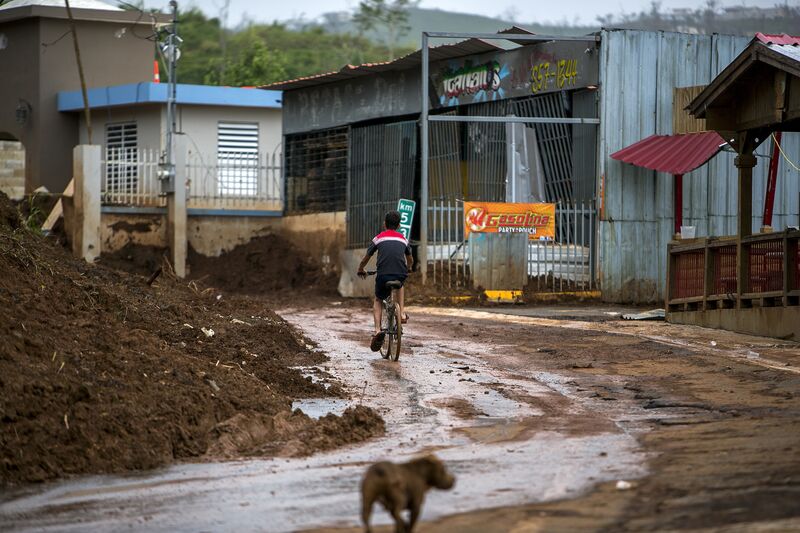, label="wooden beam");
[673,86,707,134]
[42,179,74,232]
